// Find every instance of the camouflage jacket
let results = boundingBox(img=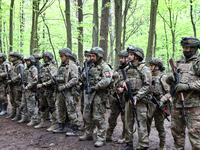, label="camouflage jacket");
[10,60,24,85]
[0,61,11,83]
